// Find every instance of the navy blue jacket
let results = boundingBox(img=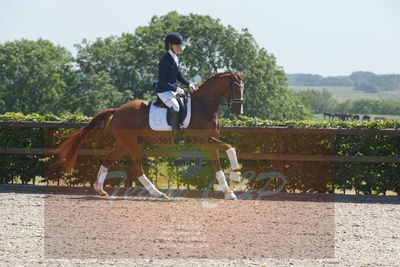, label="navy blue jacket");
[155,52,190,93]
